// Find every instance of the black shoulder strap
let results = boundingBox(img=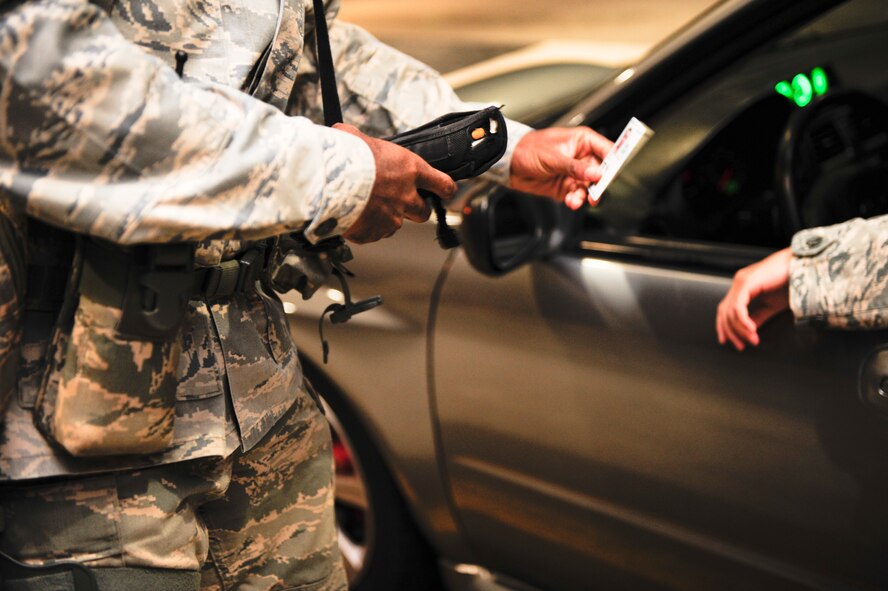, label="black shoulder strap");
[311,0,343,126]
